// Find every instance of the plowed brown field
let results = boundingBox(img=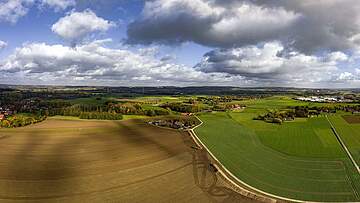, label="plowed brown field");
[342,115,360,124]
[0,119,255,203]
